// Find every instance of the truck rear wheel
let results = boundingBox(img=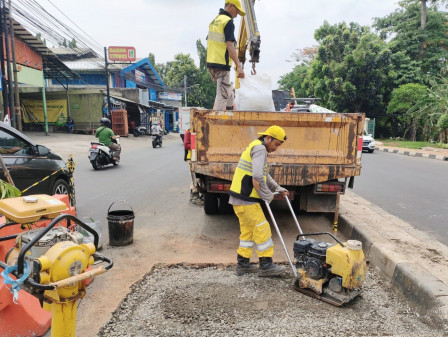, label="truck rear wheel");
[204,192,219,214]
